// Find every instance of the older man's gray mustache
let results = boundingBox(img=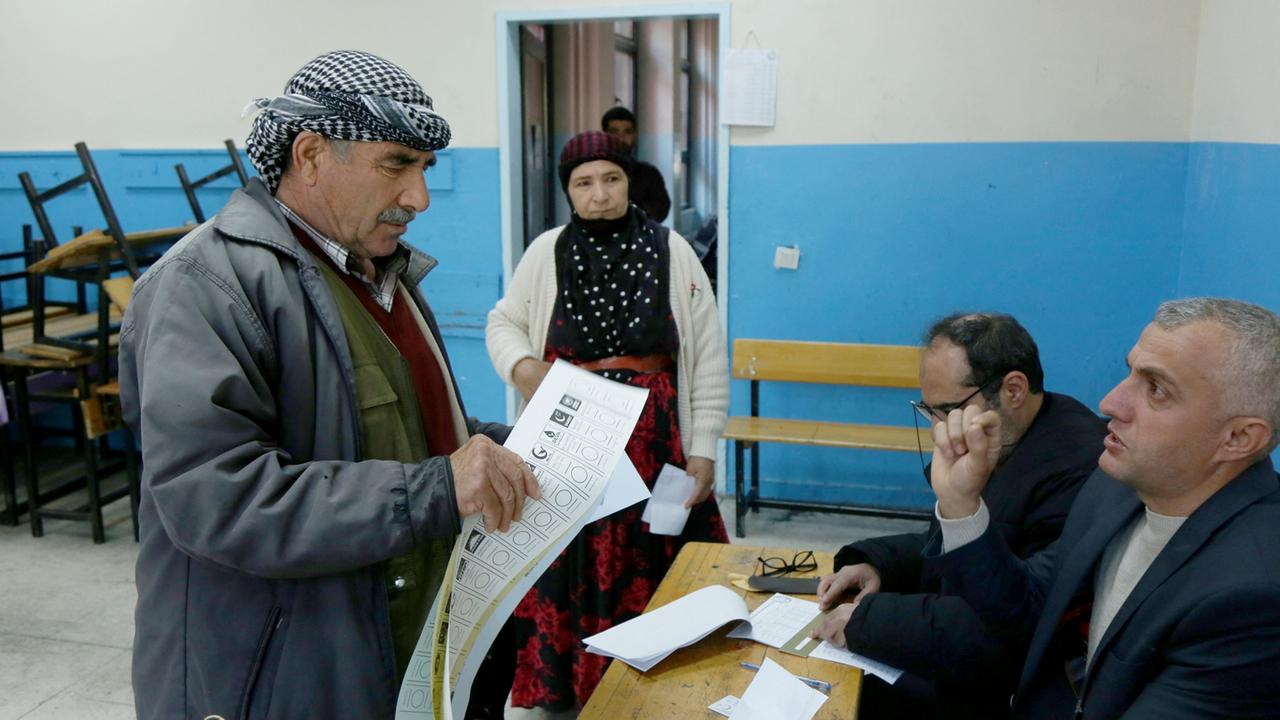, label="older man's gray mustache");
[379,207,416,224]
